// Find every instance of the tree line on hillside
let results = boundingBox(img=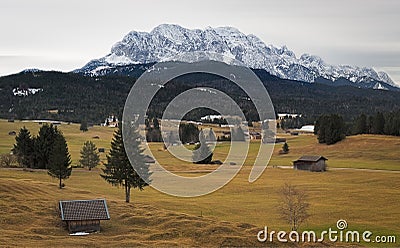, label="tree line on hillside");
[314,110,400,145]
[2,71,400,124]
[145,118,204,144]
[0,72,130,123]
[352,111,400,136]
[279,116,313,130]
